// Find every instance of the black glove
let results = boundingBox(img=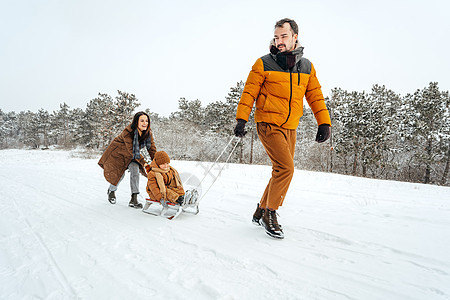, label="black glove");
[315,124,330,143]
[176,195,185,205]
[234,119,247,137]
